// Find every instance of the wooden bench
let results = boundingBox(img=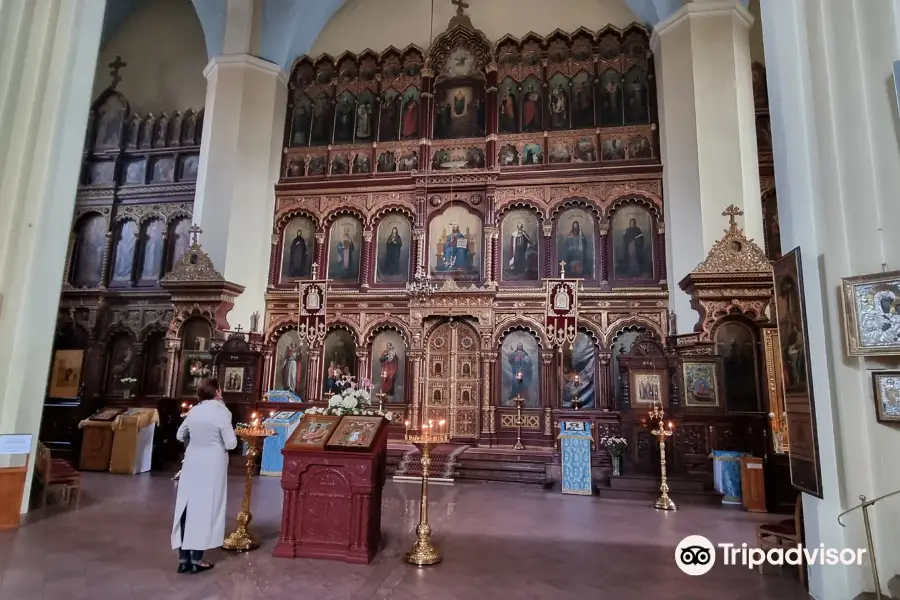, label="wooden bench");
[34,442,82,508]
